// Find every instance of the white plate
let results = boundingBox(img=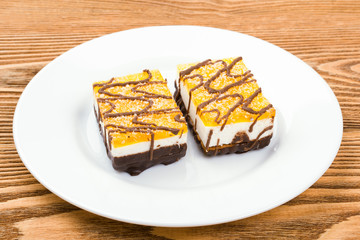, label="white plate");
[13,26,343,227]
